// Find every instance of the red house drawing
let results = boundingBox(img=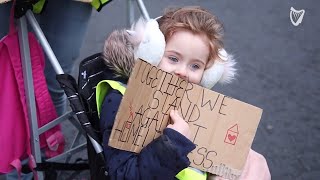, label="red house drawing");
[224,124,239,145]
